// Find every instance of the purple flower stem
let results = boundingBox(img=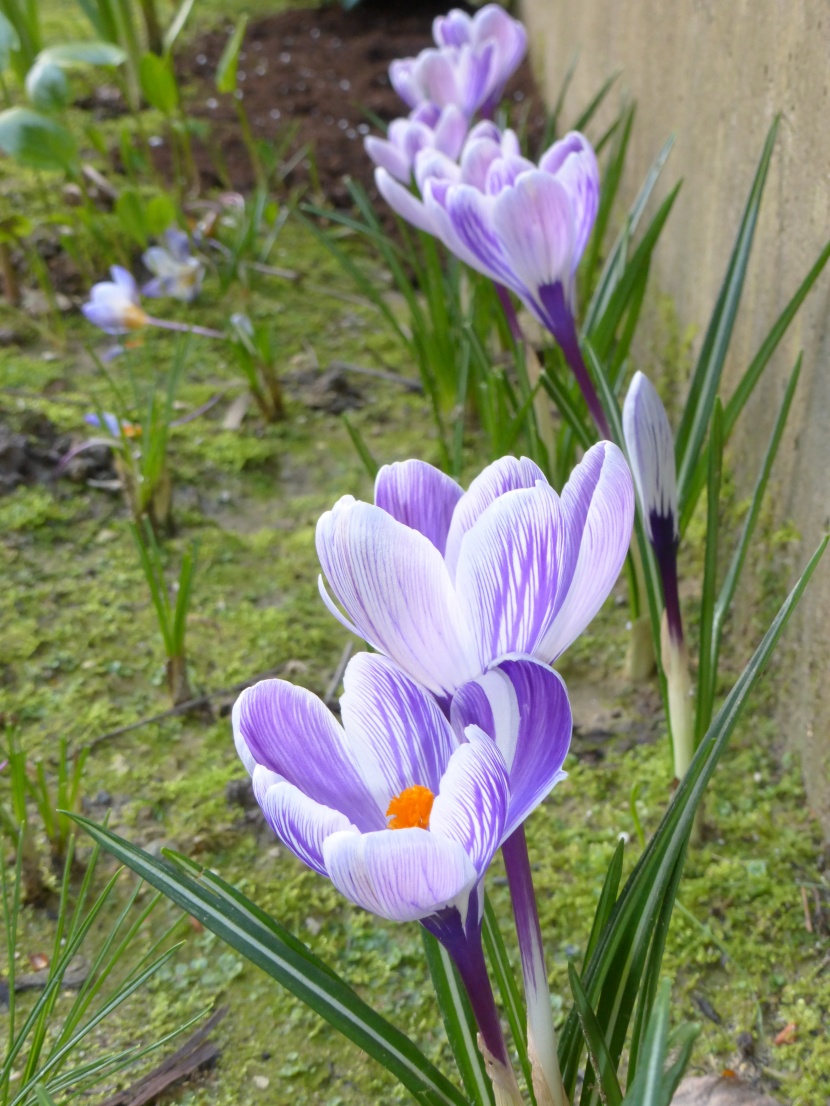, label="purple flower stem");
[147,316,225,340]
[539,282,610,439]
[493,282,524,345]
[423,891,522,1104]
[502,826,566,1106]
[654,536,684,647]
